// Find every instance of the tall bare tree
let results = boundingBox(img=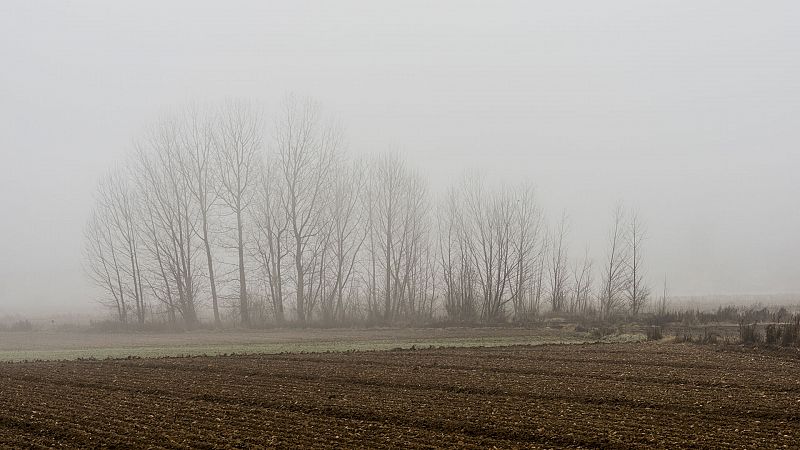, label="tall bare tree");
[530,234,549,318]
[134,120,201,327]
[367,152,429,324]
[508,185,544,322]
[216,101,262,327]
[84,206,128,323]
[599,204,630,320]
[272,95,340,323]
[138,186,177,324]
[656,276,669,317]
[437,187,477,322]
[570,247,593,315]
[548,212,570,313]
[179,105,223,327]
[95,170,146,324]
[460,177,518,322]
[626,210,650,317]
[321,159,367,323]
[253,156,290,323]
[398,173,432,322]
